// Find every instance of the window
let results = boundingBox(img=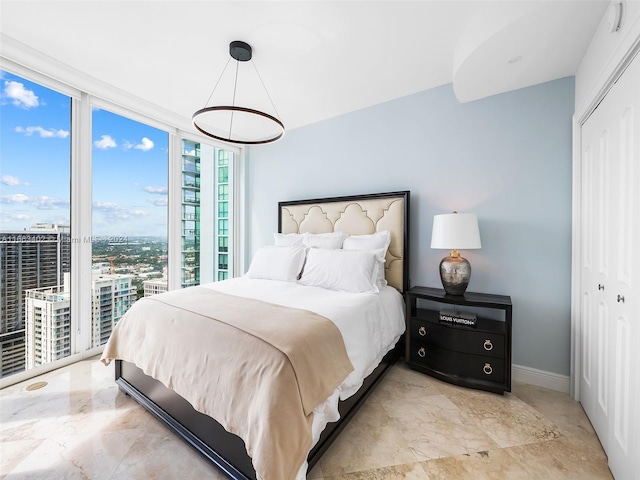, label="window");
[0,70,72,377]
[91,108,168,347]
[218,236,228,253]
[0,64,238,387]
